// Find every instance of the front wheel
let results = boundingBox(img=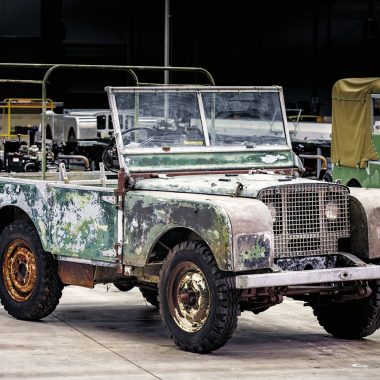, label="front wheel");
[158,241,239,353]
[0,220,63,320]
[311,279,380,339]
